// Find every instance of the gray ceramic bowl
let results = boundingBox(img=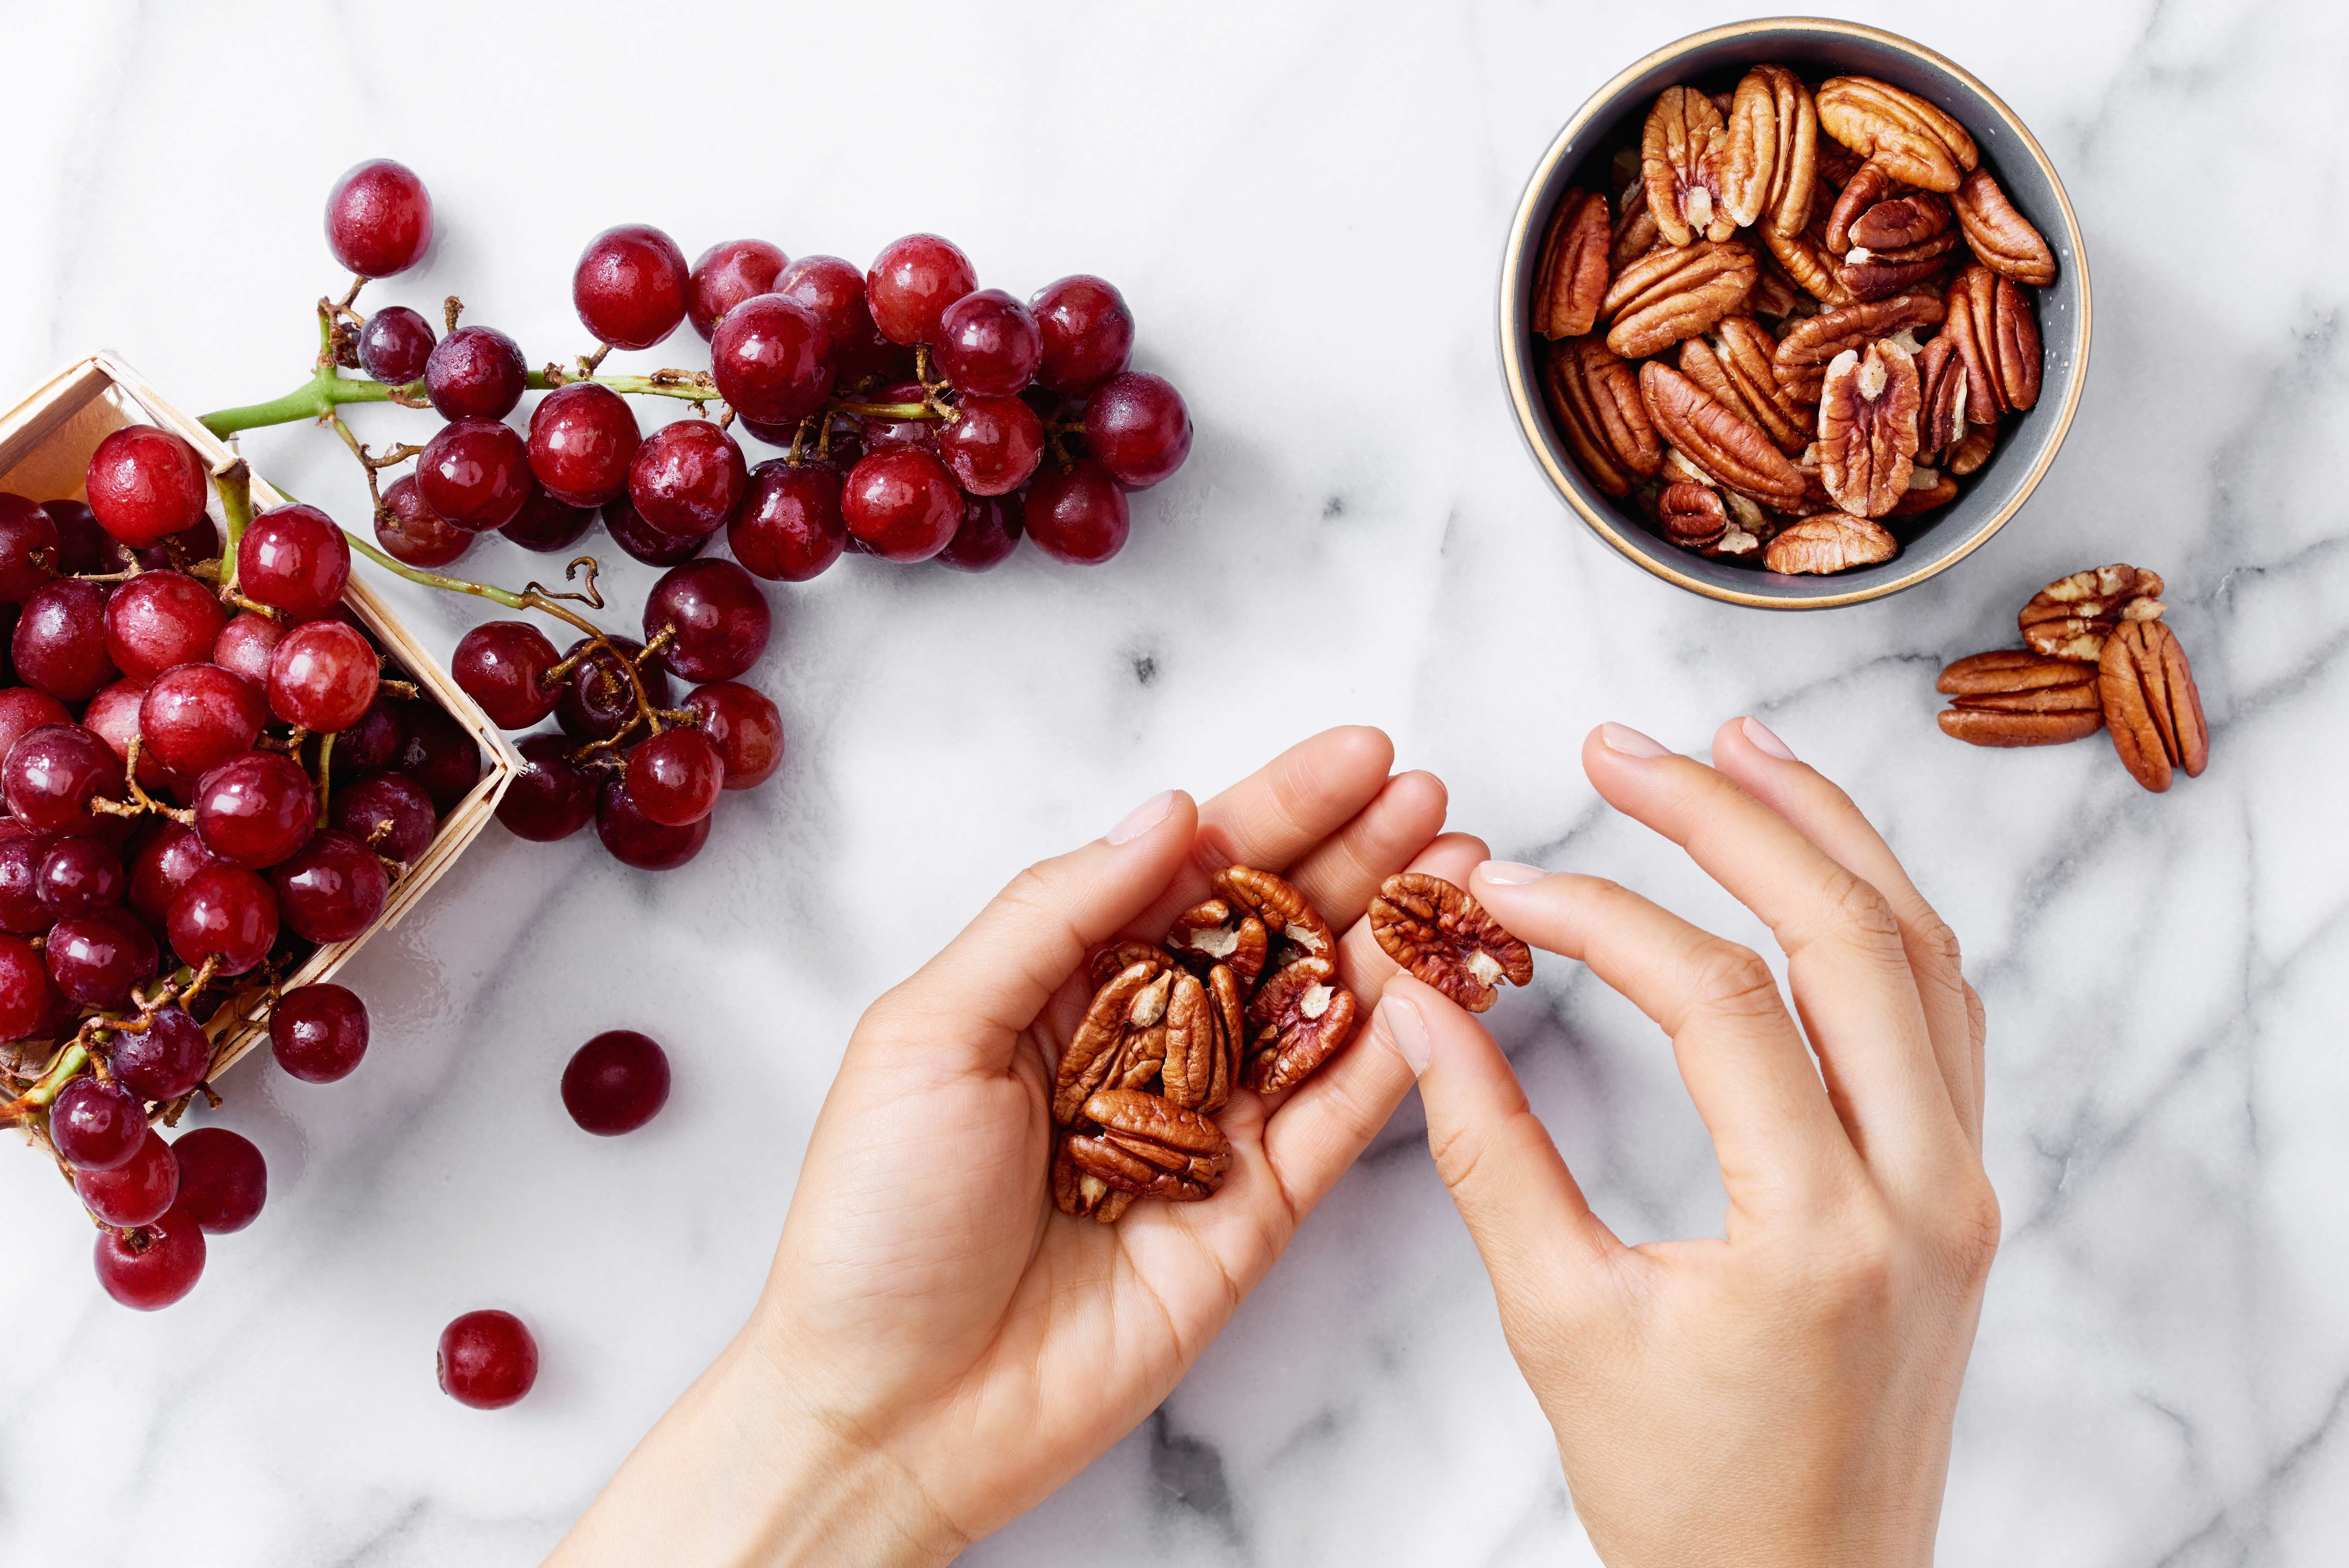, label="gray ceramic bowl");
[1498,19,2090,608]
